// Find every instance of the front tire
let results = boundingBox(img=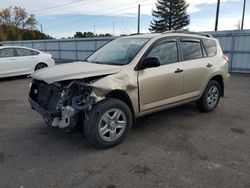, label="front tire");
[84,98,132,149]
[197,80,221,112]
